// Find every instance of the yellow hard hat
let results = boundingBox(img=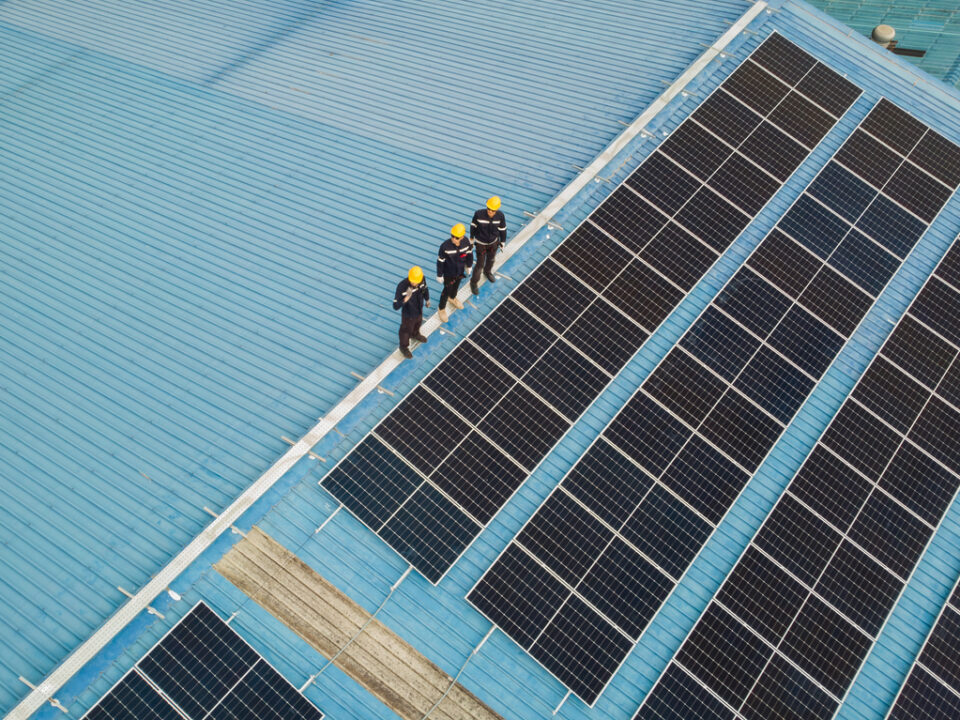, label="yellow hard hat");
[408,266,424,284]
[486,196,501,211]
[451,223,466,238]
